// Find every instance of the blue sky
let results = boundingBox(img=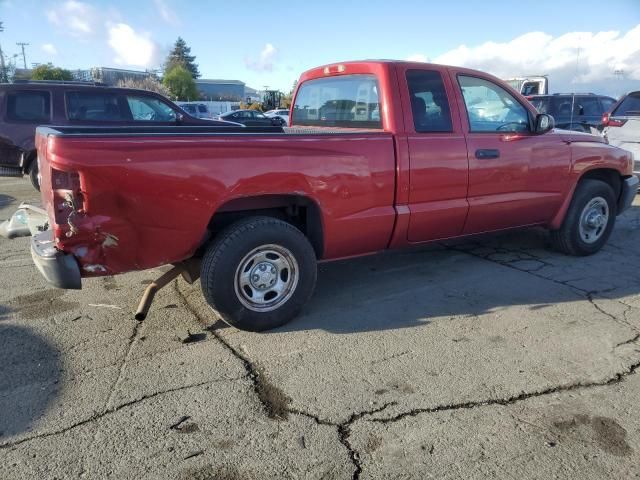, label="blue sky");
[0,0,639,94]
